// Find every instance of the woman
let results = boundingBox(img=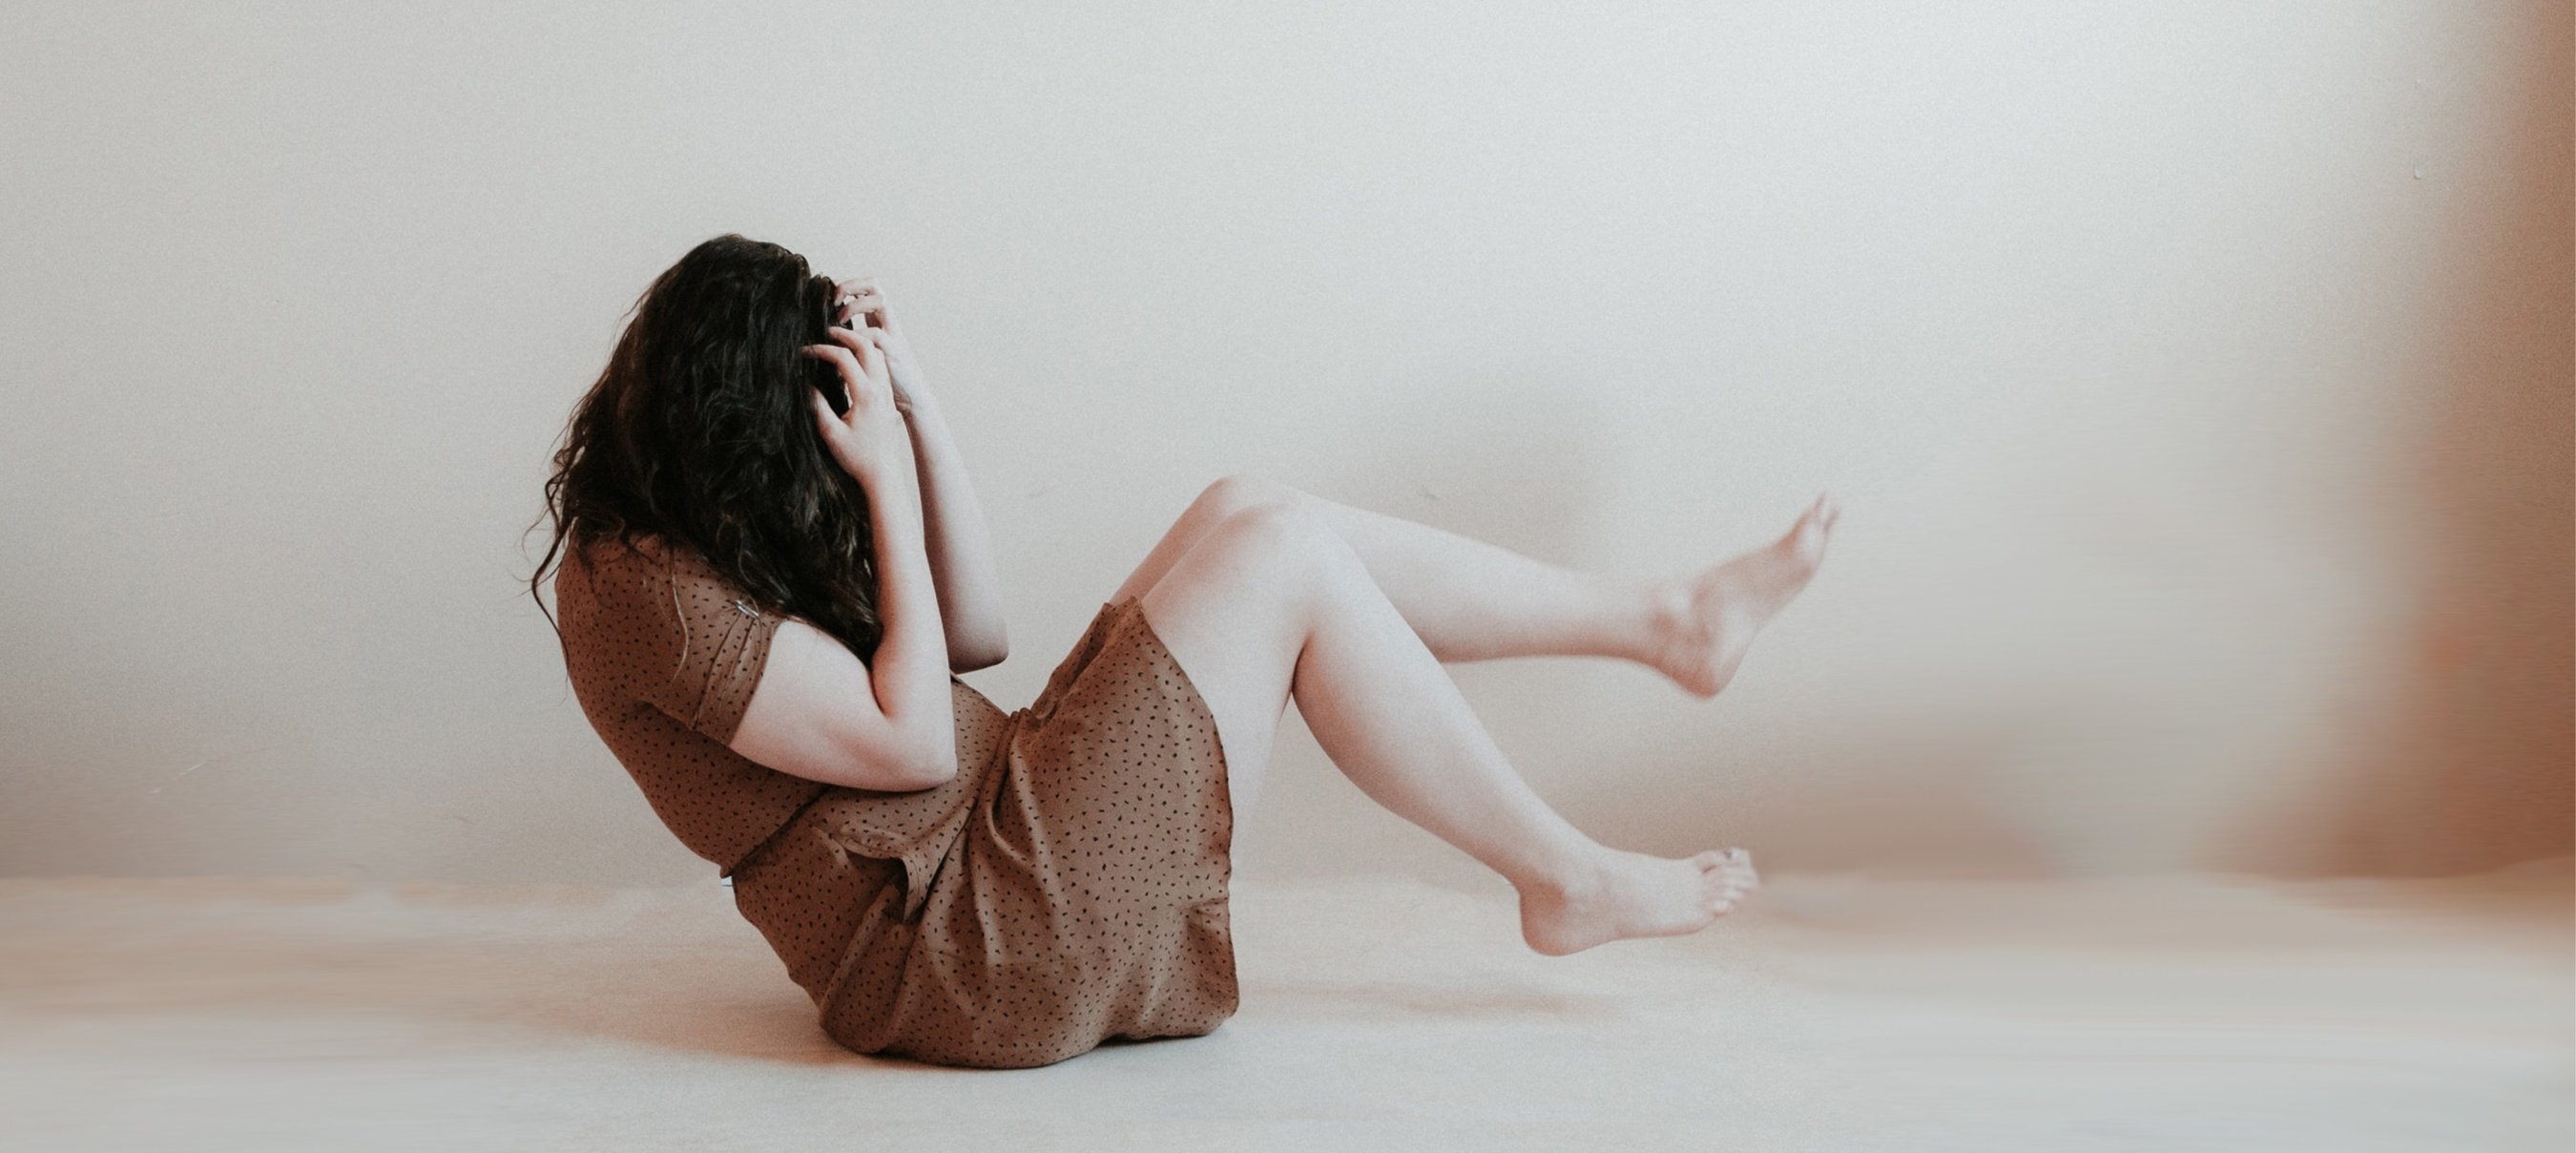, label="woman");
[530,234,1834,1069]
